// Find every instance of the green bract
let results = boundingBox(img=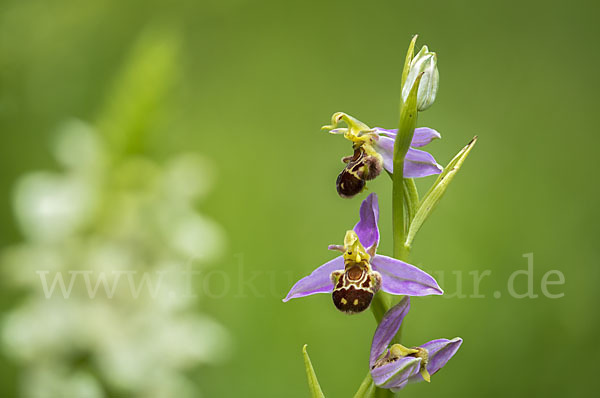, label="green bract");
[405,136,478,248]
[303,345,326,398]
